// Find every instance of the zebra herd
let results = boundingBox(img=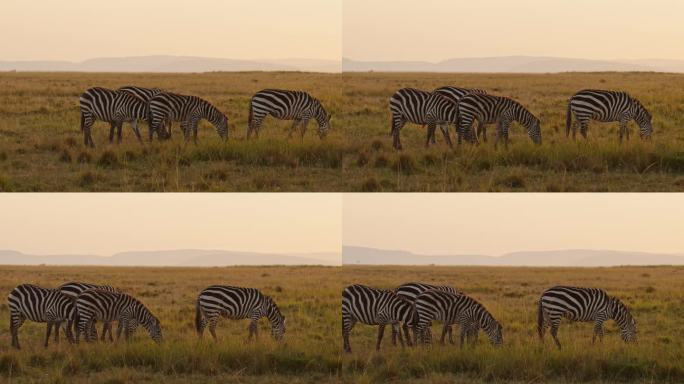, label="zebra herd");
[8,282,285,349]
[389,87,653,150]
[342,283,637,352]
[78,86,331,147]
